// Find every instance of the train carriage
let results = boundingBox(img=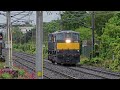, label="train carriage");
[0,32,5,62]
[48,30,80,65]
